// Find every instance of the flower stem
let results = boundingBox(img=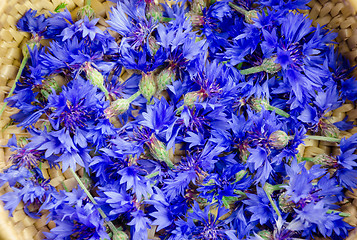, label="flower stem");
[70,168,121,238]
[239,65,264,75]
[263,183,282,219]
[228,2,249,15]
[266,105,290,118]
[304,135,341,143]
[127,90,141,103]
[146,170,160,179]
[86,0,91,6]
[0,53,29,118]
[326,209,350,217]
